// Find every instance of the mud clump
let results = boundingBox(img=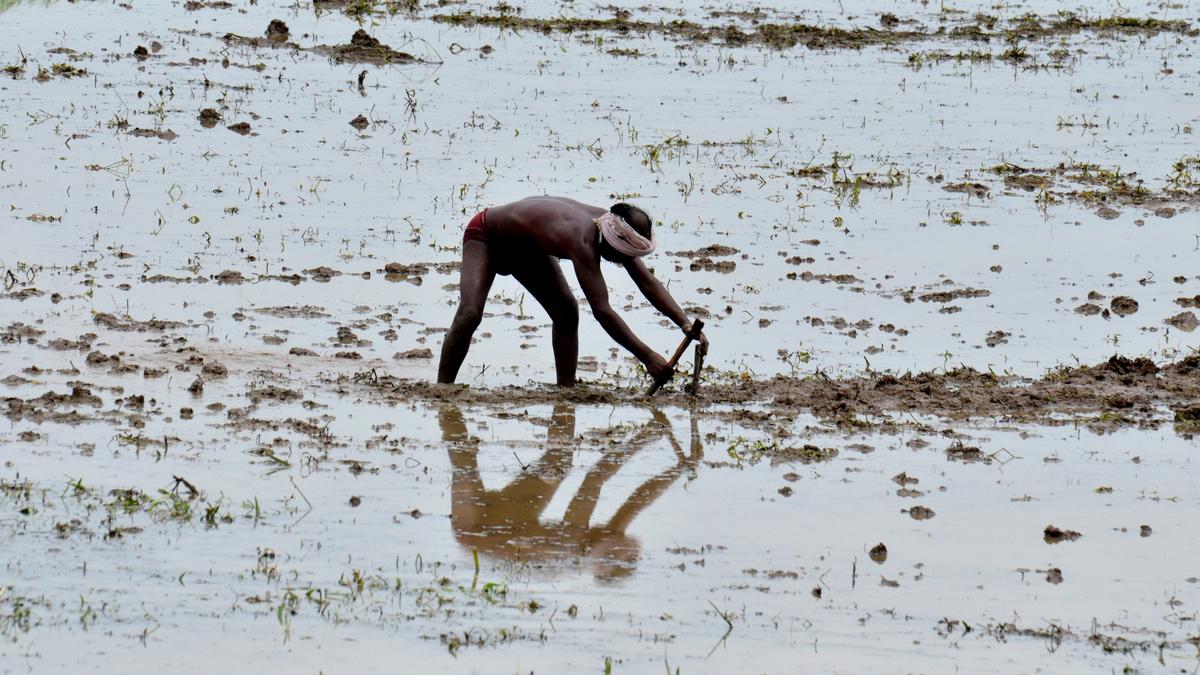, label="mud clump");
[1,322,45,343]
[265,19,290,43]
[128,128,177,141]
[198,108,222,128]
[1165,311,1199,332]
[383,263,426,285]
[248,385,303,403]
[313,30,420,65]
[85,350,117,367]
[689,257,737,273]
[94,312,183,332]
[1175,405,1200,423]
[670,244,739,258]
[868,543,888,563]
[918,287,990,303]
[395,348,434,359]
[384,262,430,276]
[943,182,989,198]
[334,327,368,347]
[304,266,341,282]
[1004,173,1052,191]
[133,45,150,60]
[1102,355,1157,376]
[3,385,103,423]
[351,29,382,48]
[1074,303,1102,316]
[254,305,329,319]
[46,335,96,351]
[798,271,861,284]
[1109,296,1138,316]
[1043,525,1082,543]
[222,30,296,50]
[906,505,935,520]
[946,442,989,463]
